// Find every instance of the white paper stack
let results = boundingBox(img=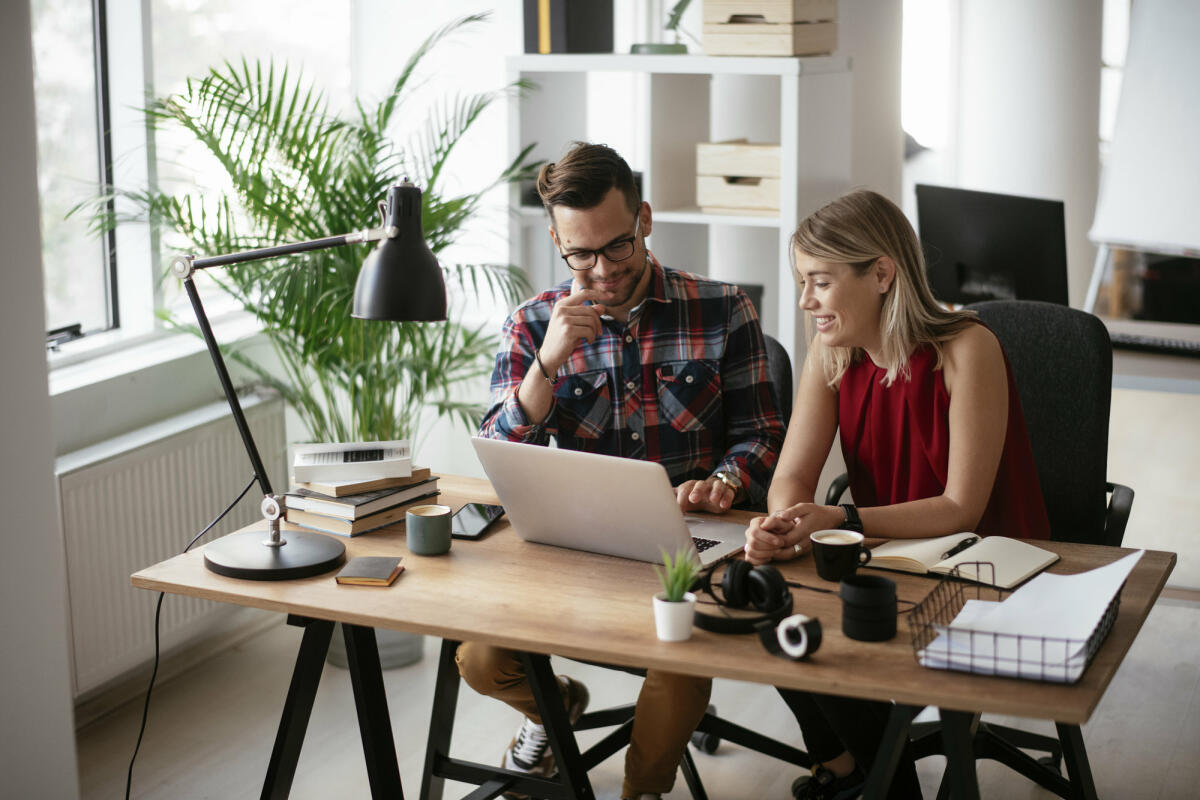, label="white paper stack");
[917,551,1144,683]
